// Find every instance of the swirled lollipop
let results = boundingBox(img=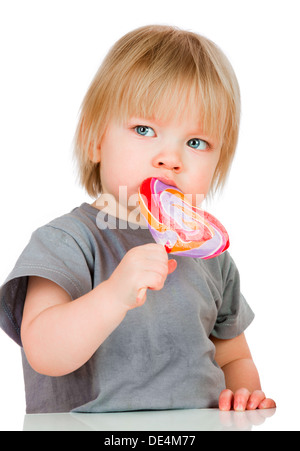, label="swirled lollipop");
[138,177,229,259]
